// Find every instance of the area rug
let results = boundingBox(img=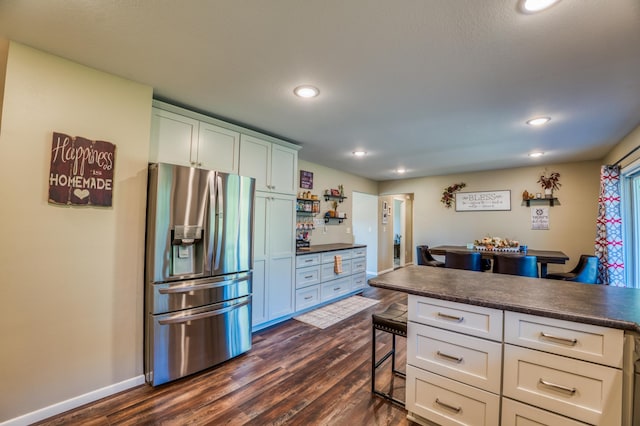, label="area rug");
[293,295,380,329]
